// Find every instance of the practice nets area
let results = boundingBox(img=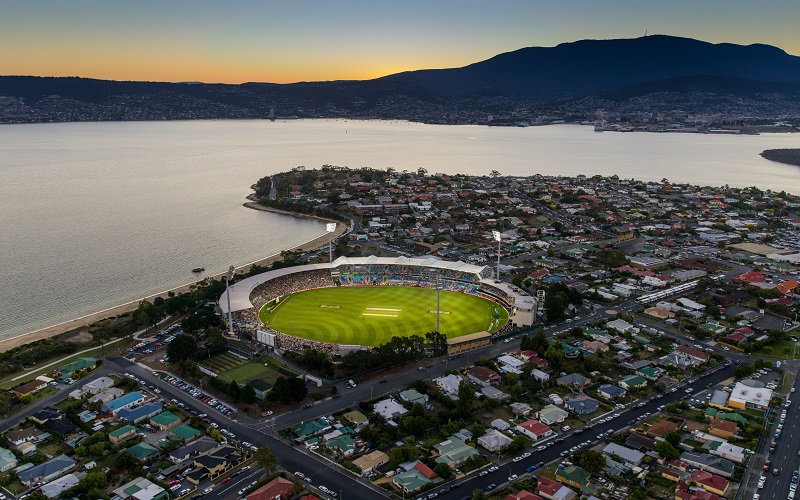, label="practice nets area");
[259,286,508,347]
